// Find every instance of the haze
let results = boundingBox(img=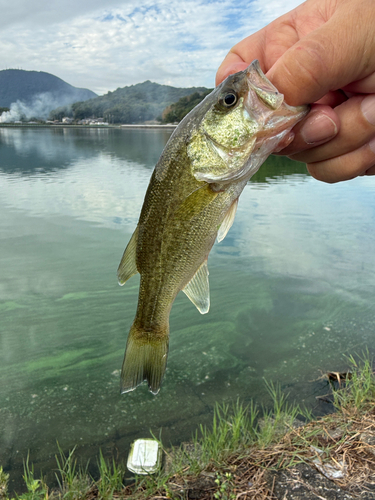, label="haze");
[0,0,302,95]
